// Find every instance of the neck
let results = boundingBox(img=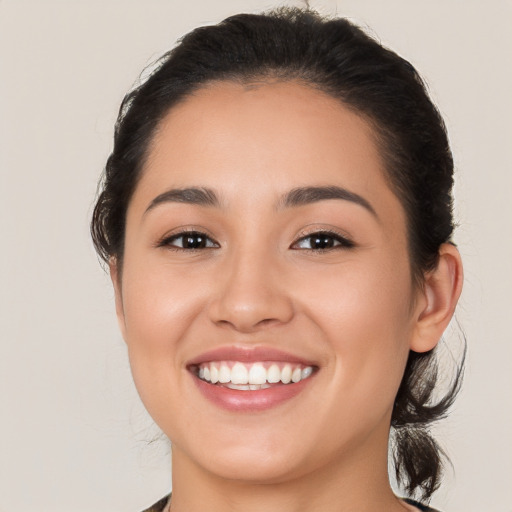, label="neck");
[168,426,409,512]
